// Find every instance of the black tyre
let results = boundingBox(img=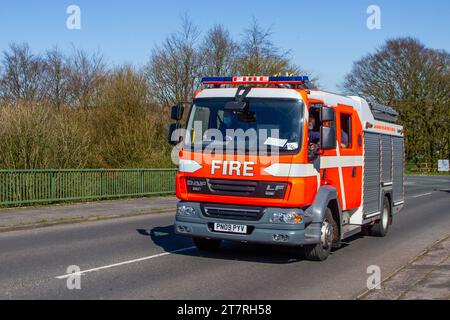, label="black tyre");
[369,196,391,237]
[192,237,222,251]
[304,208,338,261]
